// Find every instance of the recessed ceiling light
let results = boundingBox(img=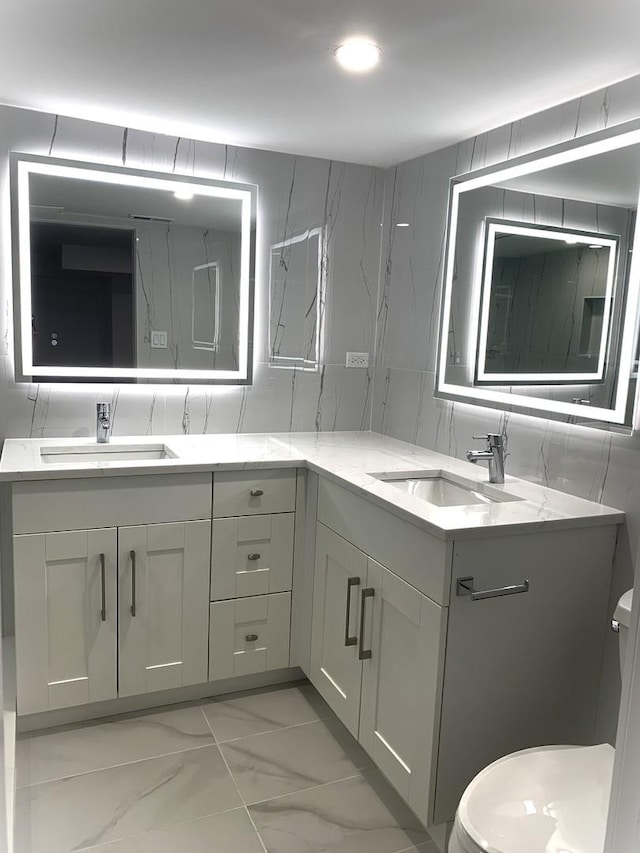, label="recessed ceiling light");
[589,244,601,249]
[397,222,410,227]
[335,39,381,73]
[174,188,194,201]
